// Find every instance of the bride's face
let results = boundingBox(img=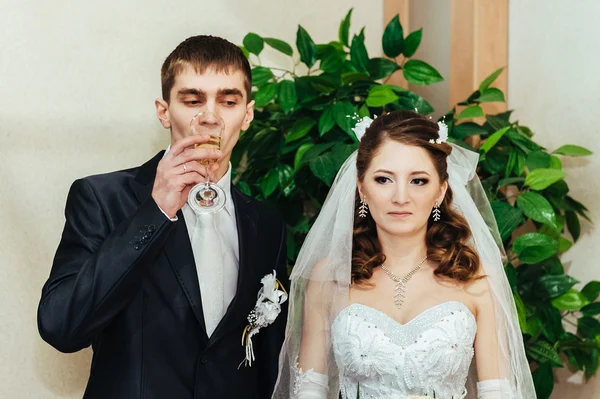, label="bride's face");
[357,140,447,237]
